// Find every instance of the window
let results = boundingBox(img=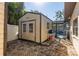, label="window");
[23,24,26,32]
[29,23,33,32]
[73,18,78,36]
[47,22,49,29]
